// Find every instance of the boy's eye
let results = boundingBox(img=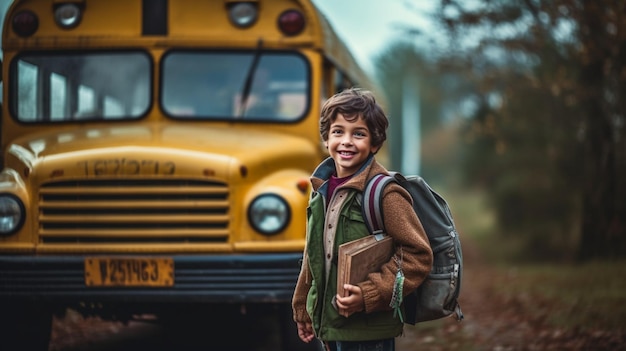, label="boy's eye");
[331,129,343,135]
[354,131,366,137]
